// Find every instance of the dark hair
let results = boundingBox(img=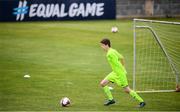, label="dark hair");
[100,38,111,47]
